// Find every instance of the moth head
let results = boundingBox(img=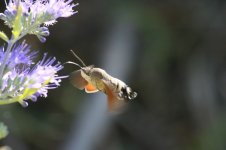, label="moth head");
[81,65,94,76]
